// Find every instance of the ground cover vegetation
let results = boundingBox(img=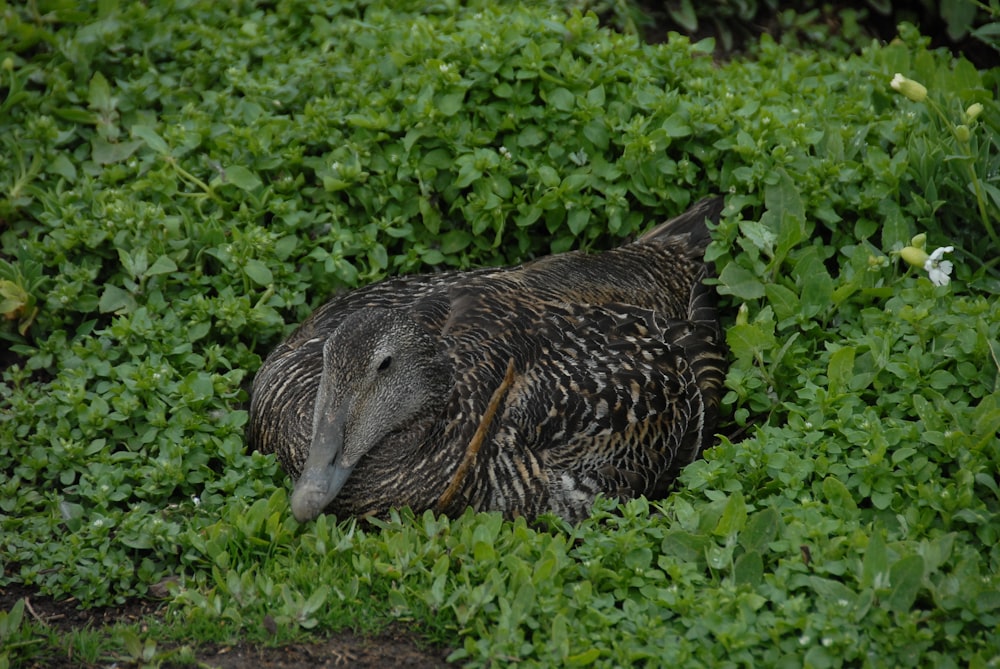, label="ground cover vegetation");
[1,0,999,667]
